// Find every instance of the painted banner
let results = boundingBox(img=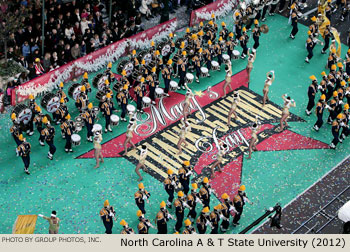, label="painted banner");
[12,215,37,234]
[189,0,237,27]
[11,18,177,106]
